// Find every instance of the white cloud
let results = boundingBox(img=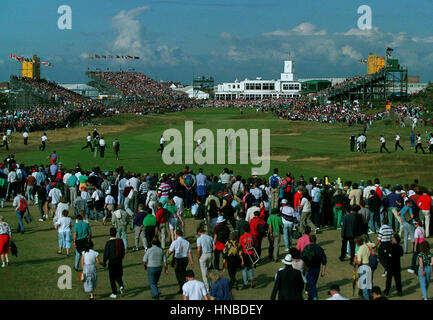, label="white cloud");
[112,6,149,56]
[412,36,433,43]
[110,6,189,66]
[220,32,232,39]
[341,45,362,60]
[263,22,327,37]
